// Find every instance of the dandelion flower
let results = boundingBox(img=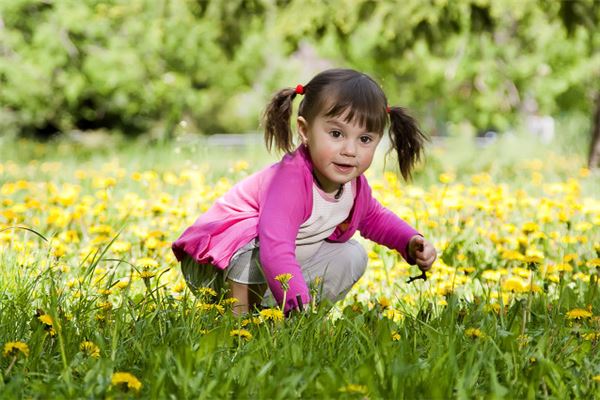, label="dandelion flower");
[391,331,401,341]
[275,273,292,292]
[172,281,186,293]
[137,257,158,268]
[230,329,253,341]
[38,313,53,326]
[275,273,292,285]
[38,313,56,336]
[115,279,130,289]
[338,384,368,395]
[378,296,391,309]
[438,173,454,184]
[566,308,593,320]
[79,341,100,358]
[3,341,29,358]
[111,372,142,392]
[465,328,486,339]
[502,277,529,293]
[138,270,156,279]
[260,308,284,322]
[587,258,600,268]
[98,301,113,311]
[241,317,262,327]
[198,287,217,298]
[522,222,539,234]
[223,297,239,306]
